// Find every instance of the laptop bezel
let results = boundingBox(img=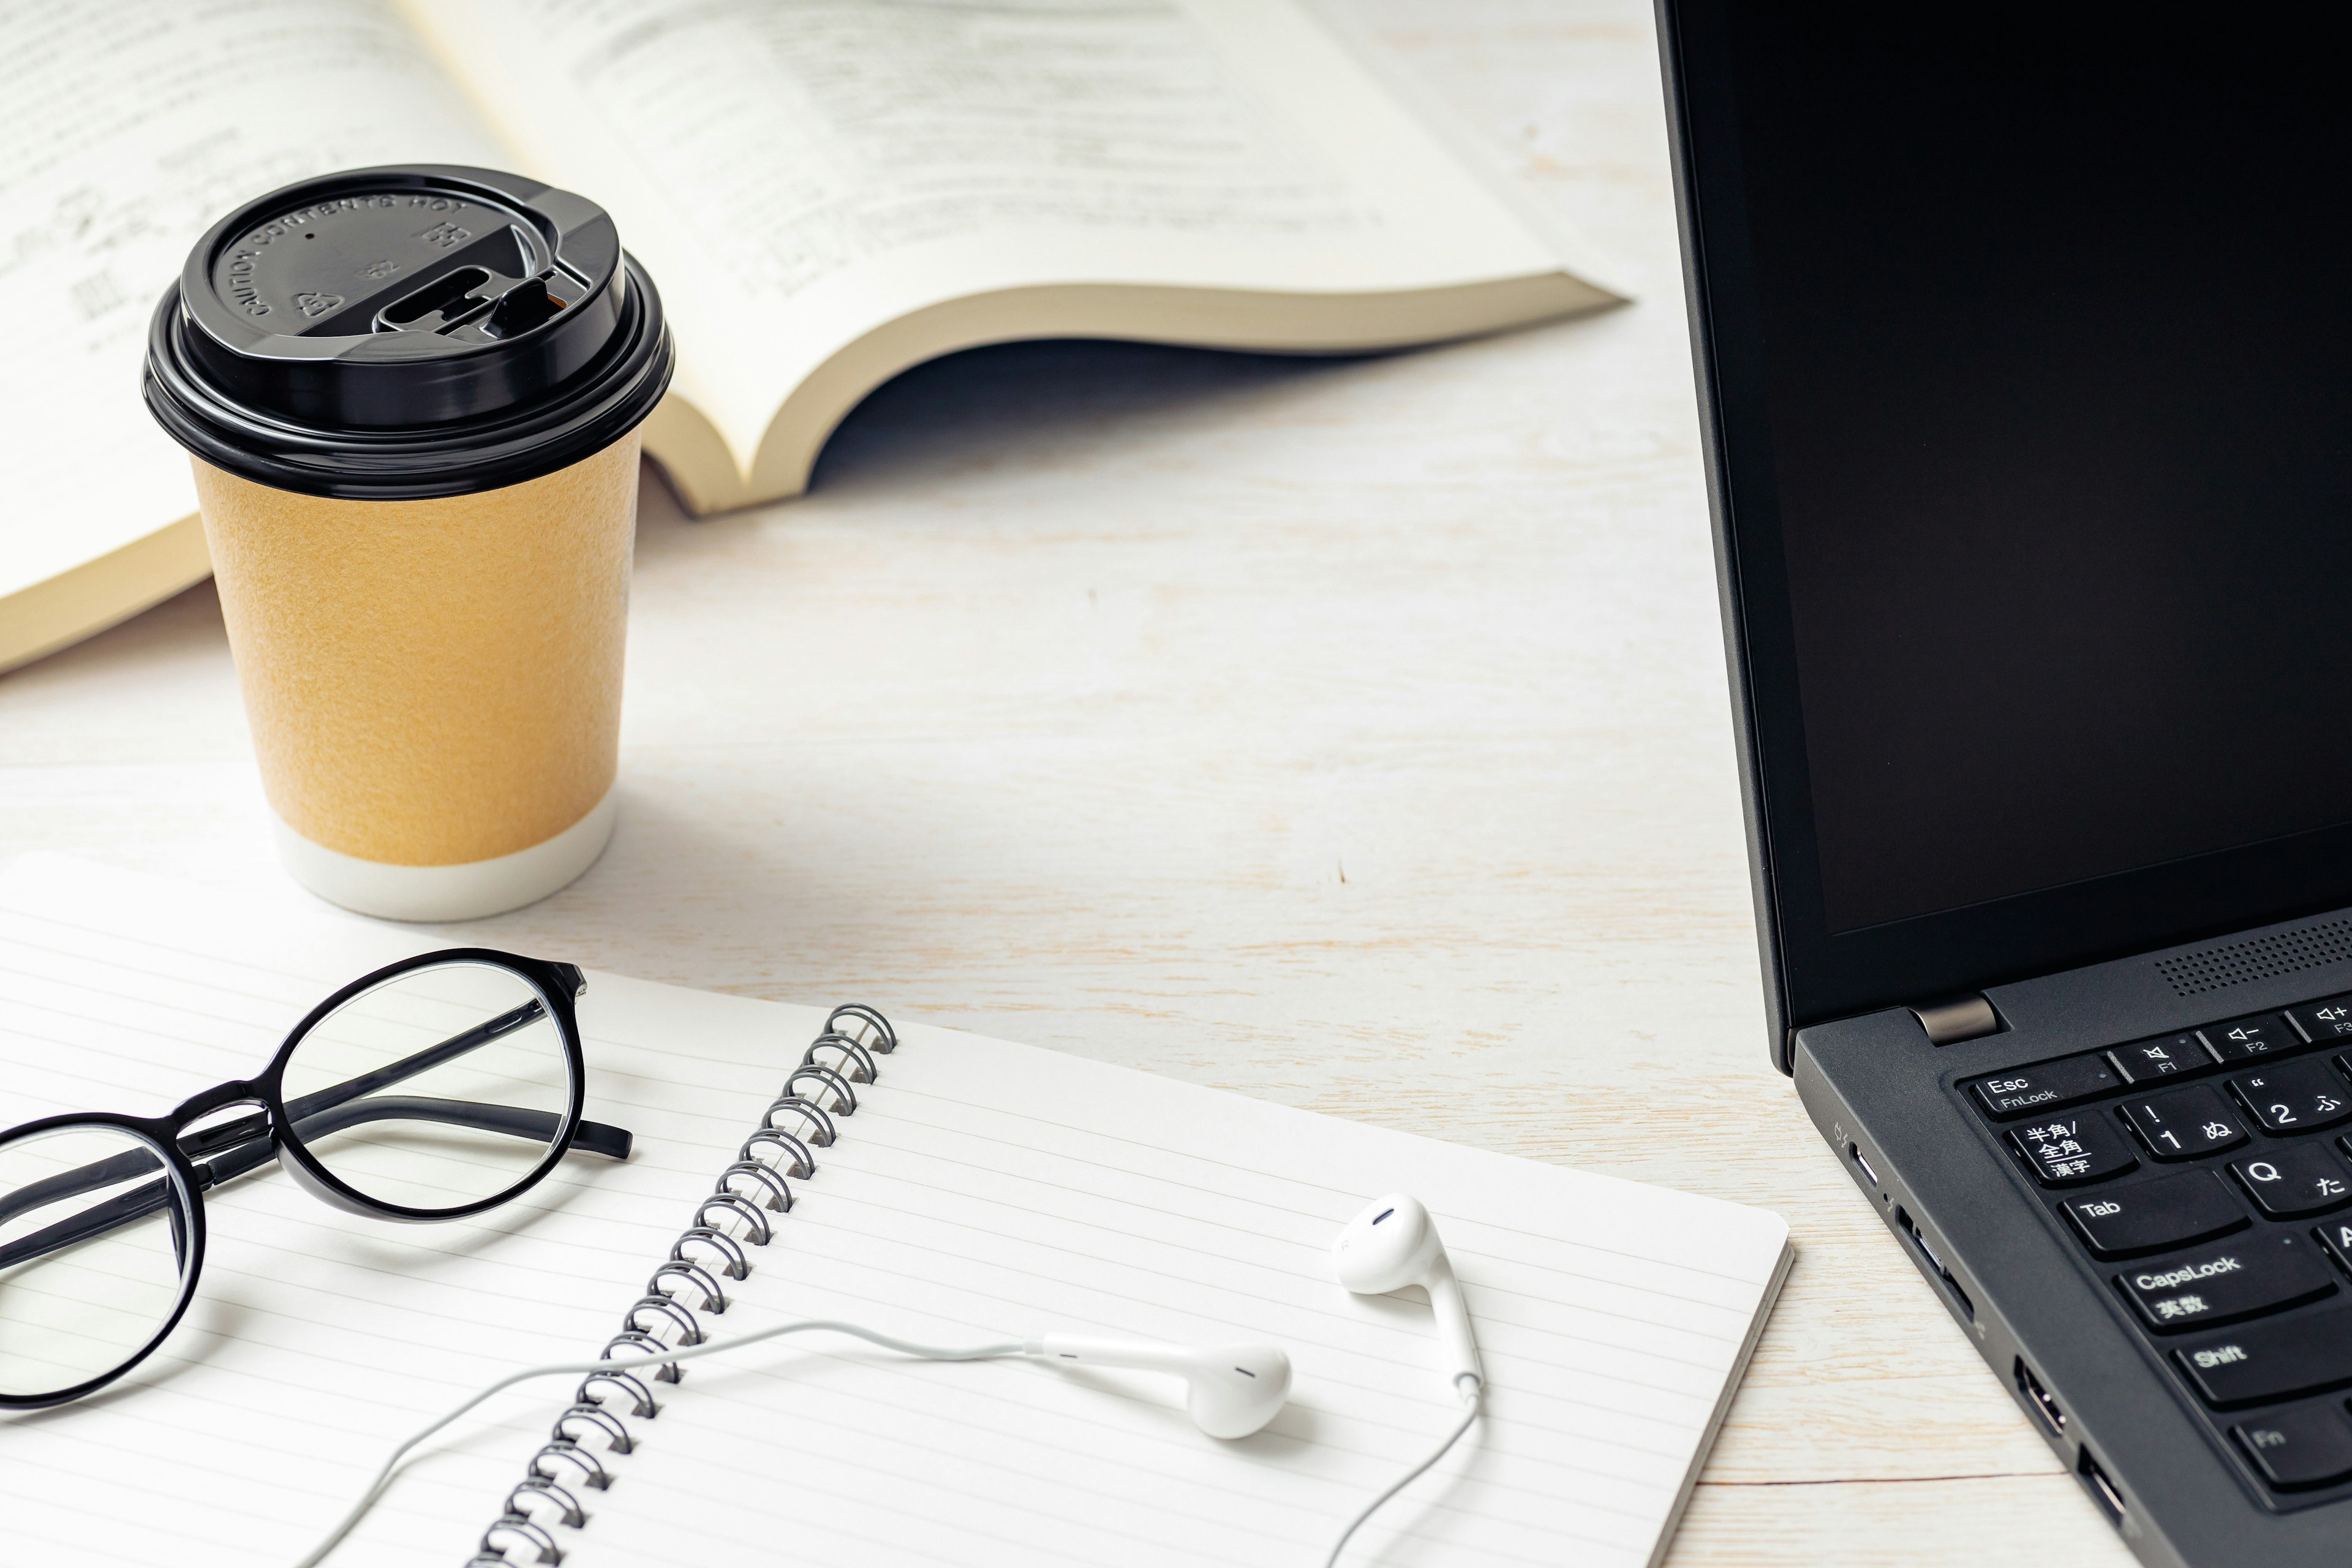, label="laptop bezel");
[1654,0,2352,1069]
